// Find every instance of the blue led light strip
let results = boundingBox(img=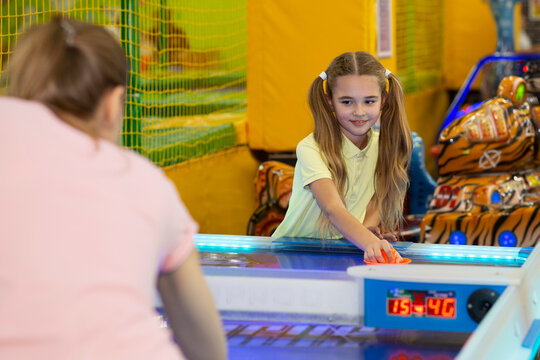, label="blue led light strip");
[194,234,532,265]
[403,243,528,265]
[195,234,273,252]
